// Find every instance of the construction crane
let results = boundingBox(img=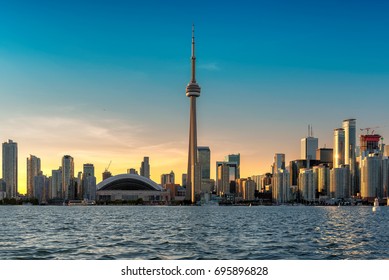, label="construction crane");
[360,127,380,135]
[105,160,112,172]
